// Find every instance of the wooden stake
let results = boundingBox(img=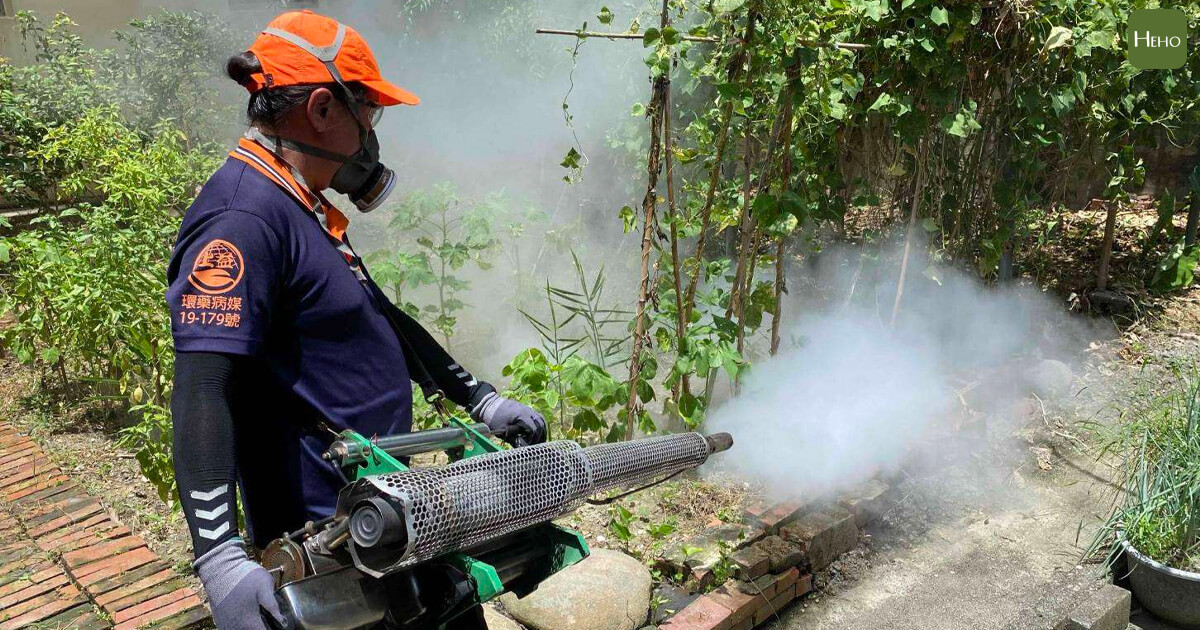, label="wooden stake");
[1096,200,1119,291]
